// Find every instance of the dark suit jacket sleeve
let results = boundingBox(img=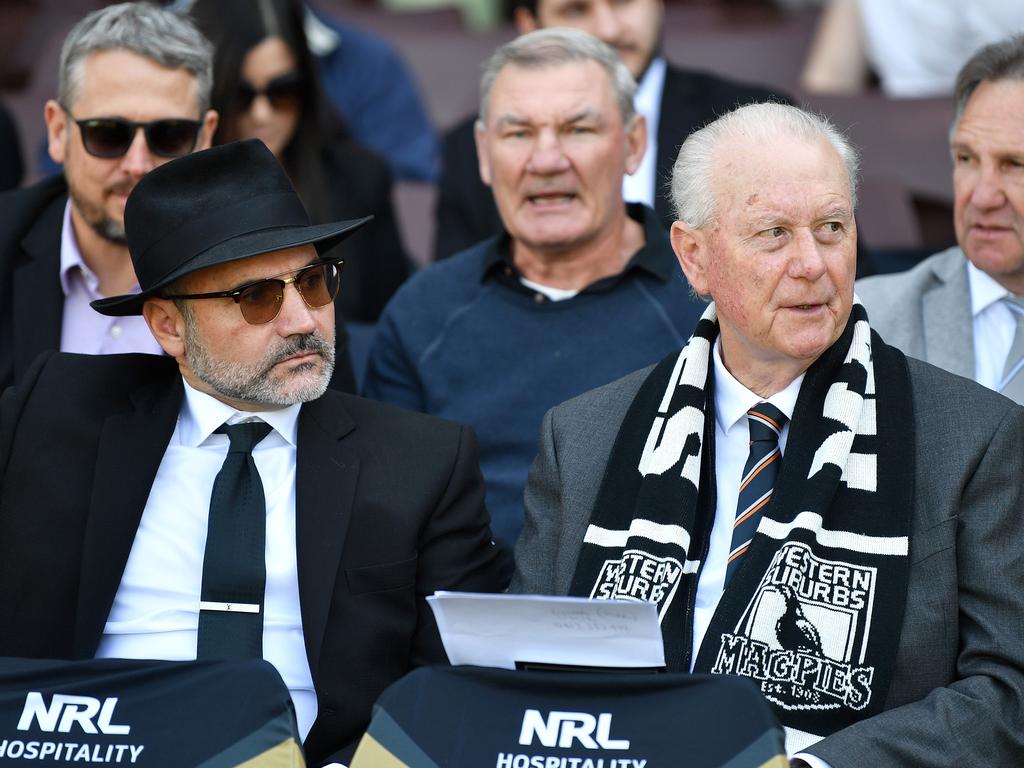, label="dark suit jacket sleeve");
[410,423,507,666]
[807,403,1024,766]
[0,350,55,476]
